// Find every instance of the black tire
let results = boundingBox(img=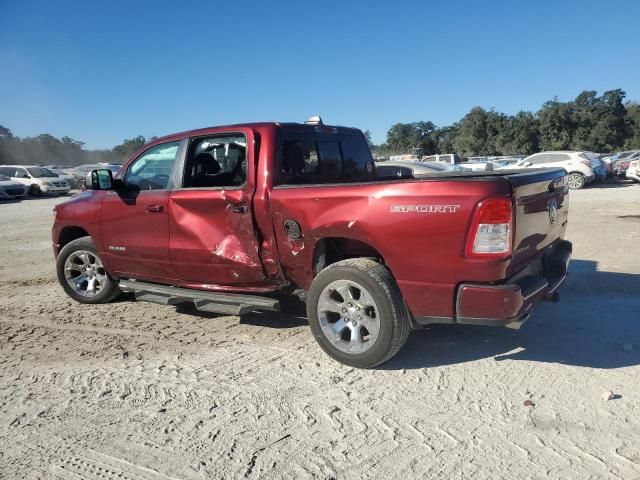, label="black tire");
[566,172,586,190]
[29,184,42,197]
[56,236,121,304]
[306,258,410,368]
